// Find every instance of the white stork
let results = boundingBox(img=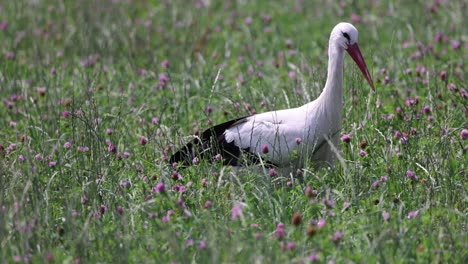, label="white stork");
[170,22,374,168]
